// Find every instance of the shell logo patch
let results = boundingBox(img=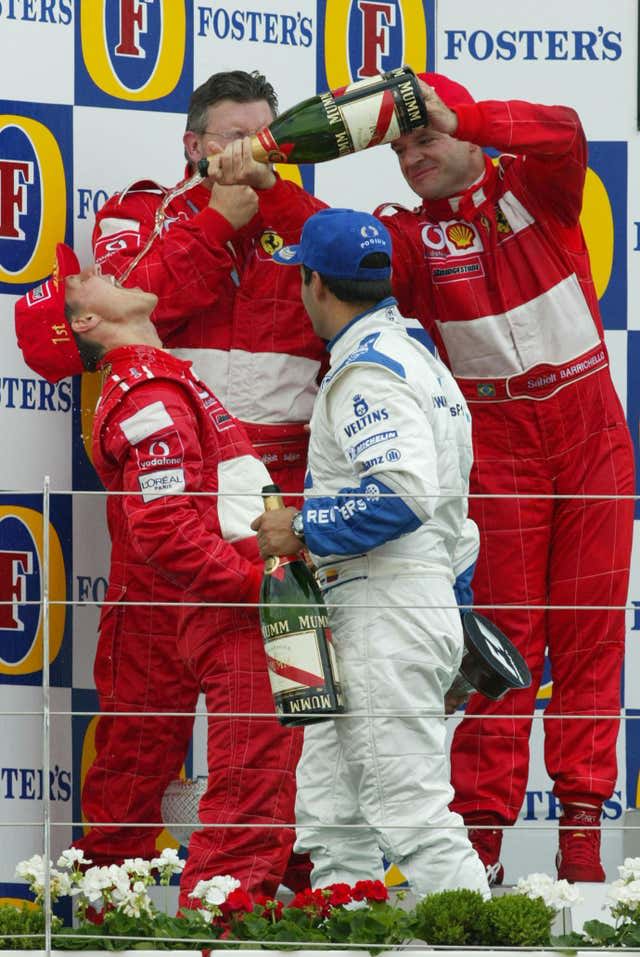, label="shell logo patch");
[446,222,475,250]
